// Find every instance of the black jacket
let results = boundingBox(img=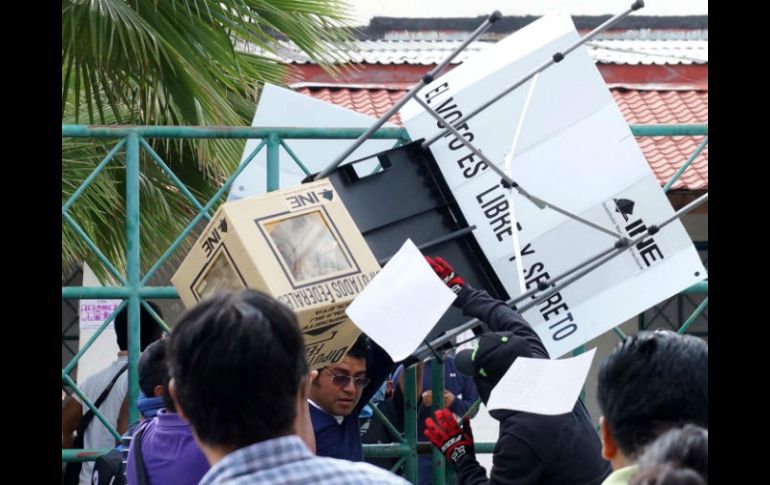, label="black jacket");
[454,286,612,485]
